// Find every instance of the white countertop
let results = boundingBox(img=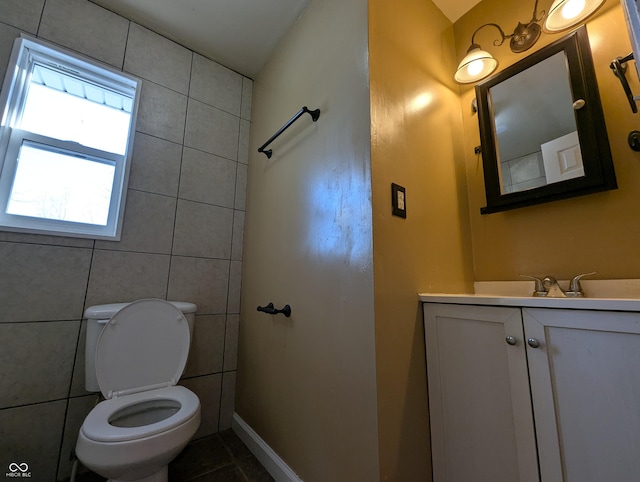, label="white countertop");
[419,279,640,312]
